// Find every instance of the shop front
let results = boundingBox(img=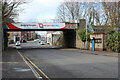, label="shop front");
[90,33,105,51]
